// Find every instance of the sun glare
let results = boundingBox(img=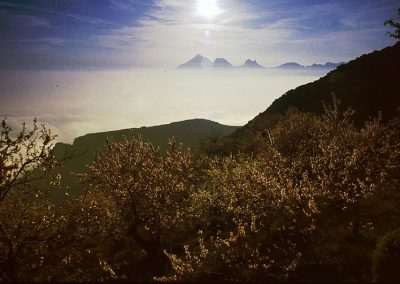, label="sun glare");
[197,0,222,19]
